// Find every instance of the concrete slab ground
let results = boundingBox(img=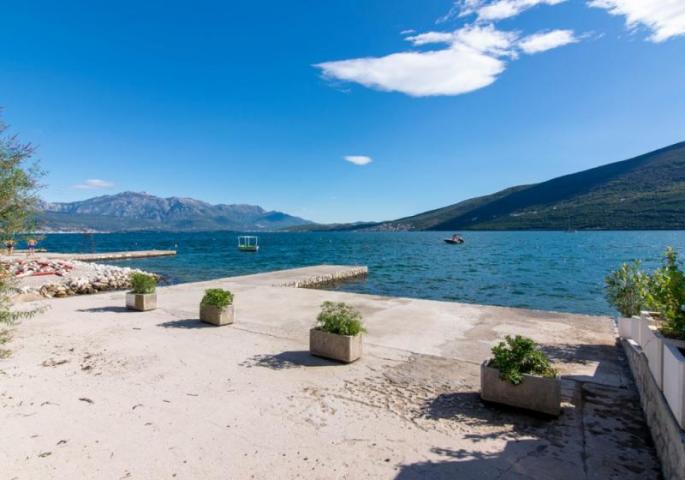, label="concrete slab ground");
[0,266,661,479]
